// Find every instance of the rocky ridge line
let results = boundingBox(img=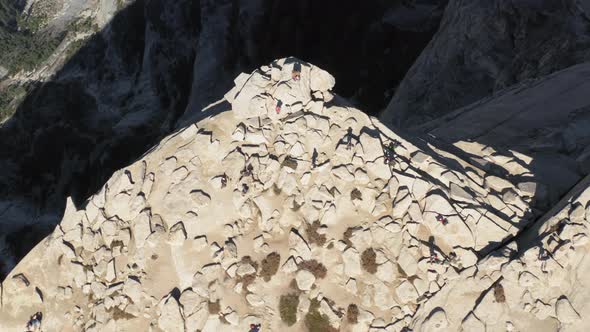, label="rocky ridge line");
[0,59,560,331]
